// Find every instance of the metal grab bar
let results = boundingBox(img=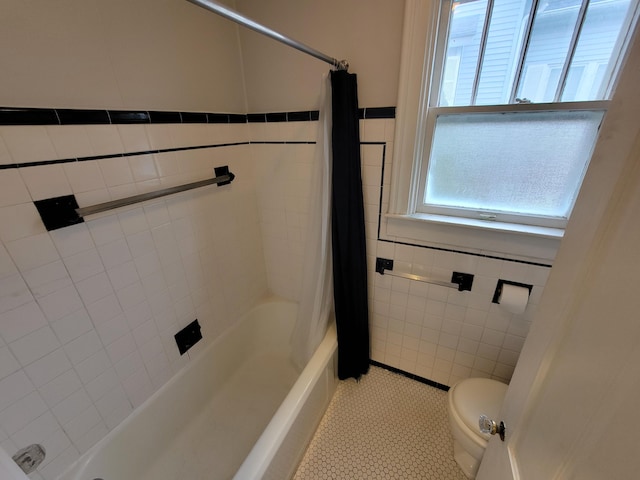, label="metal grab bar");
[75,167,235,218]
[375,257,474,292]
[185,0,349,71]
[380,270,461,290]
